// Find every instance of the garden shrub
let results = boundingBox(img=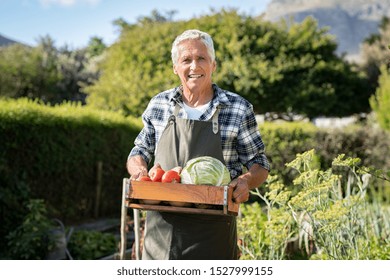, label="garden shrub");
[238,150,390,260]
[0,172,30,255]
[316,125,390,202]
[67,230,117,260]
[259,121,390,201]
[370,65,390,132]
[260,121,317,184]
[0,98,142,226]
[315,124,390,170]
[5,199,55,260]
